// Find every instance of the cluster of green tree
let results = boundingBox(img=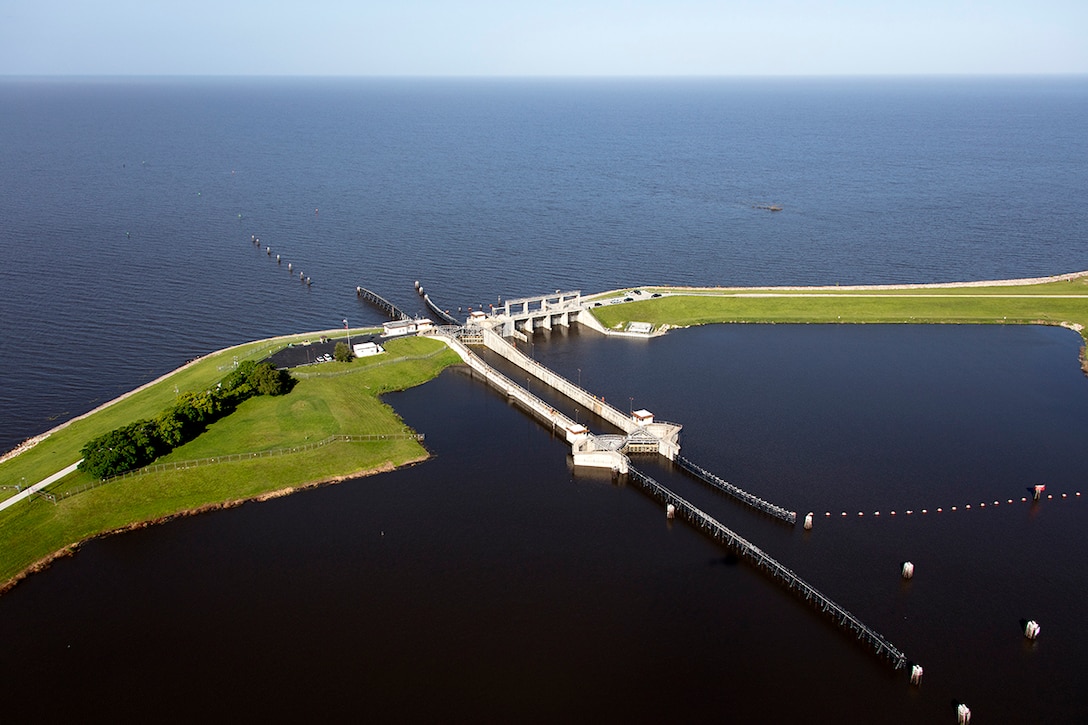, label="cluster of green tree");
[78,361,295,479]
